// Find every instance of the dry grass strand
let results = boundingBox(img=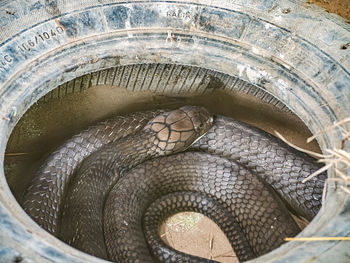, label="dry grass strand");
[274,131,326,159]
[307,117,350,143]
